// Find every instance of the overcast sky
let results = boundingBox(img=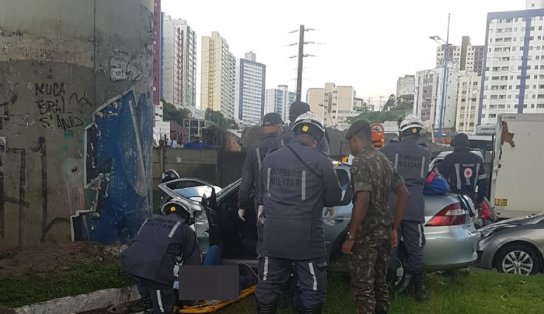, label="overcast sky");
[162,0,523,105]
